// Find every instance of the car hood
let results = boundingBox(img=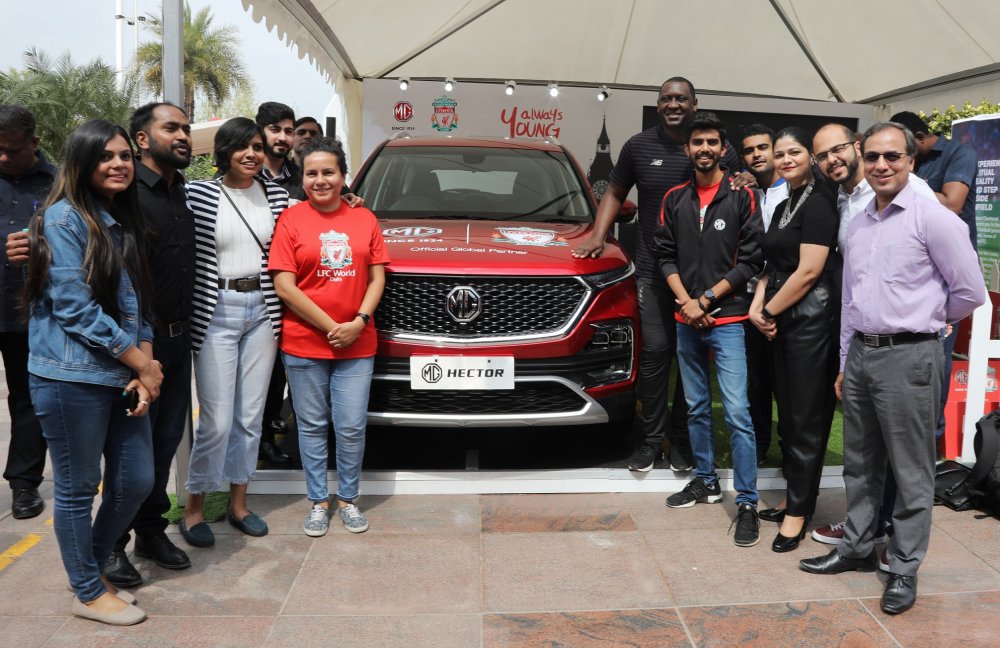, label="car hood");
[378,219,630,275]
